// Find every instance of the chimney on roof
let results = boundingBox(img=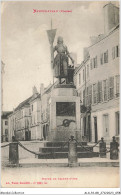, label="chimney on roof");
[103,2,119,34]
[90,36,98,45]
[83,48,89,60]
[40,83,44,96]
[33,86,38,95]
